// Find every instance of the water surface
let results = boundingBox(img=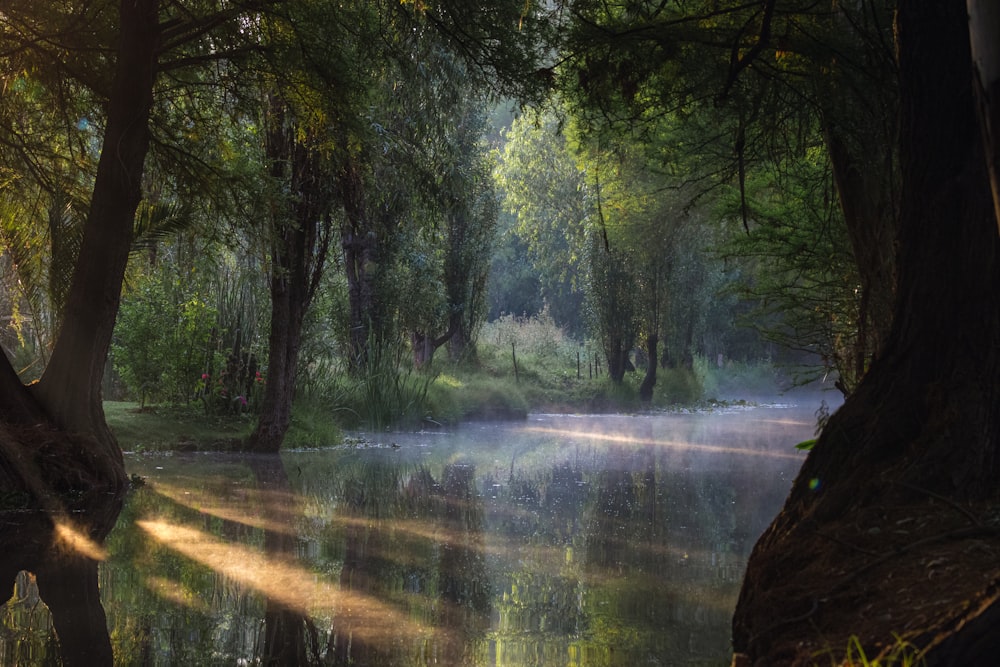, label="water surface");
[3,405,820,666]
